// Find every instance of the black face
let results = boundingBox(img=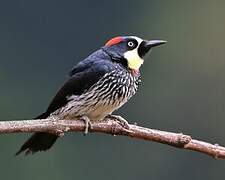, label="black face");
[138,41,150,58]
[126,38,139,50]
[103,37,140,60]
[103,37,141,68]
